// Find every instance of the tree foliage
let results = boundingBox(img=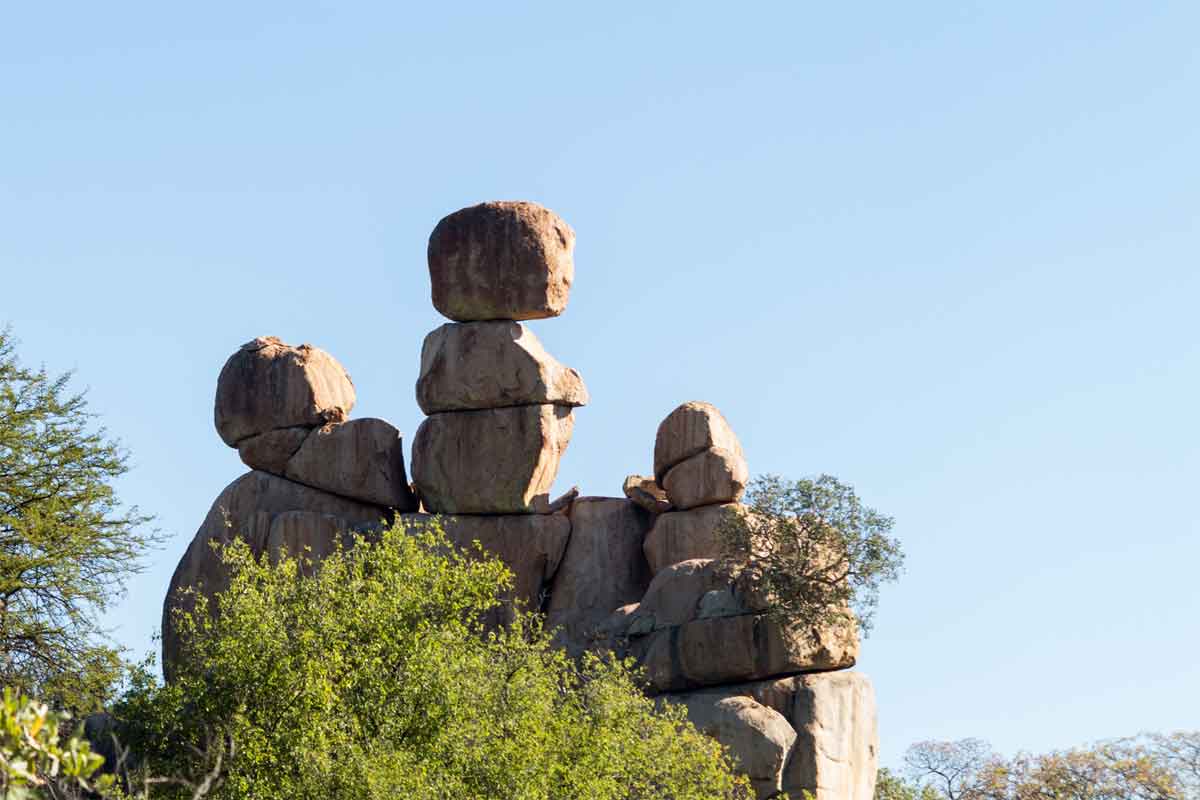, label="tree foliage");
[0,327,157,712]
[718,474,903,635]
[114,520,754,799]
[891,734,1199,800]
[0,687,111,799]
